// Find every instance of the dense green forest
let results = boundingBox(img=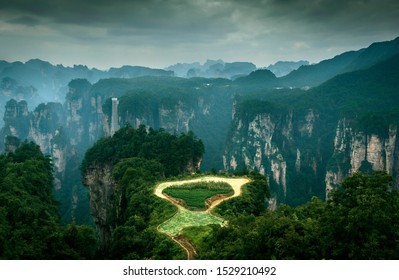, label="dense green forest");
[0,141,96,259]
[2,137,399,259]
[82,125,205,259]
[193,171,399,259]
[1,39,399,259]
[82,124,204,177]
